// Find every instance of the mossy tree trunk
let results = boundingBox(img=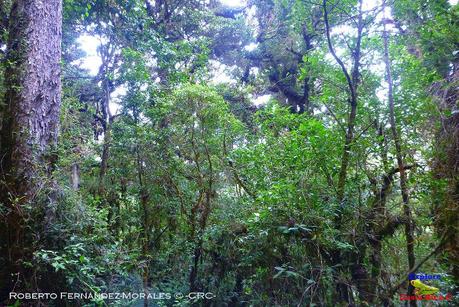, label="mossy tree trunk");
[433,59,459,289]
